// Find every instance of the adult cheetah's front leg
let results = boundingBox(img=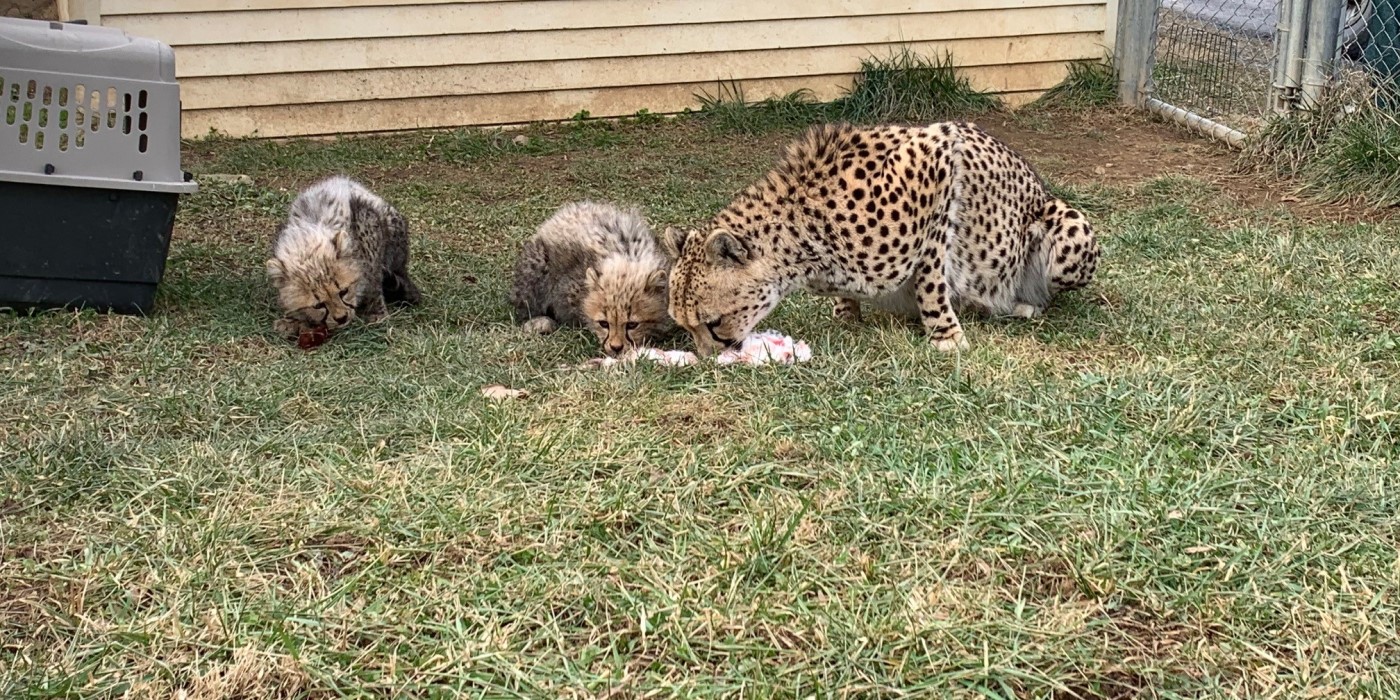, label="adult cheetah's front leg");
[915,244,967,352]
